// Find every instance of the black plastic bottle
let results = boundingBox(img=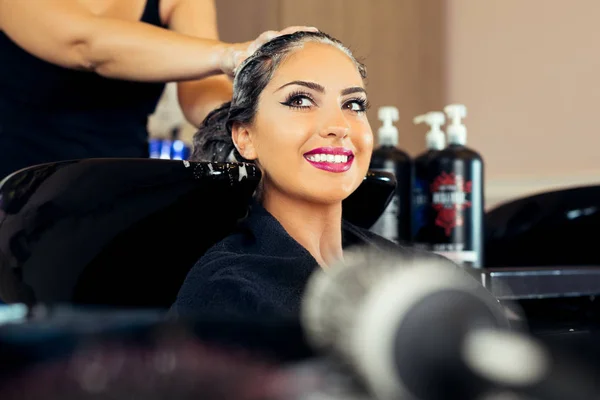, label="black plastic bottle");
[369,106,413,243]
[411,111,446,251]
[416,104,484,268]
